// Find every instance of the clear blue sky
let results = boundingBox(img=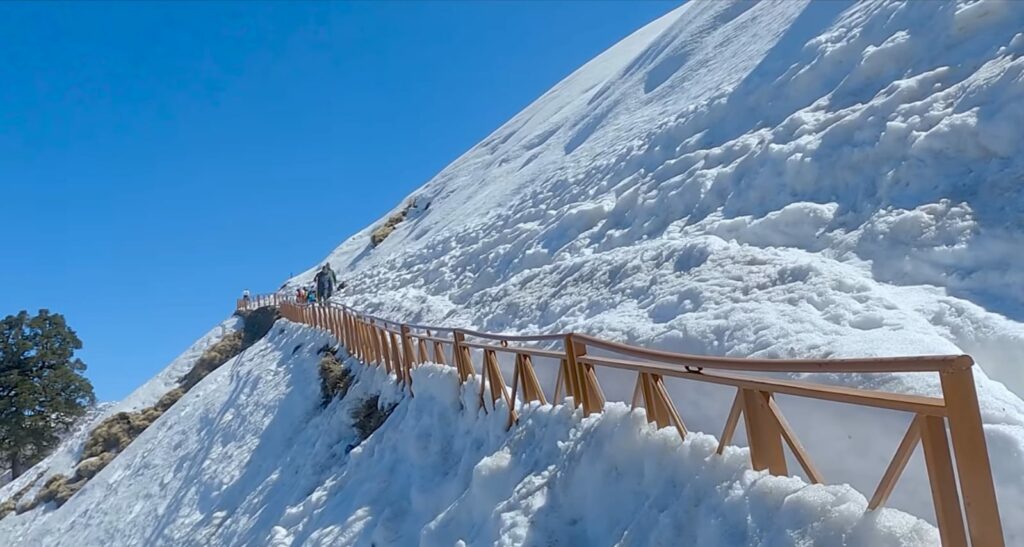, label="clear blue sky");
[0,1,676,402]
